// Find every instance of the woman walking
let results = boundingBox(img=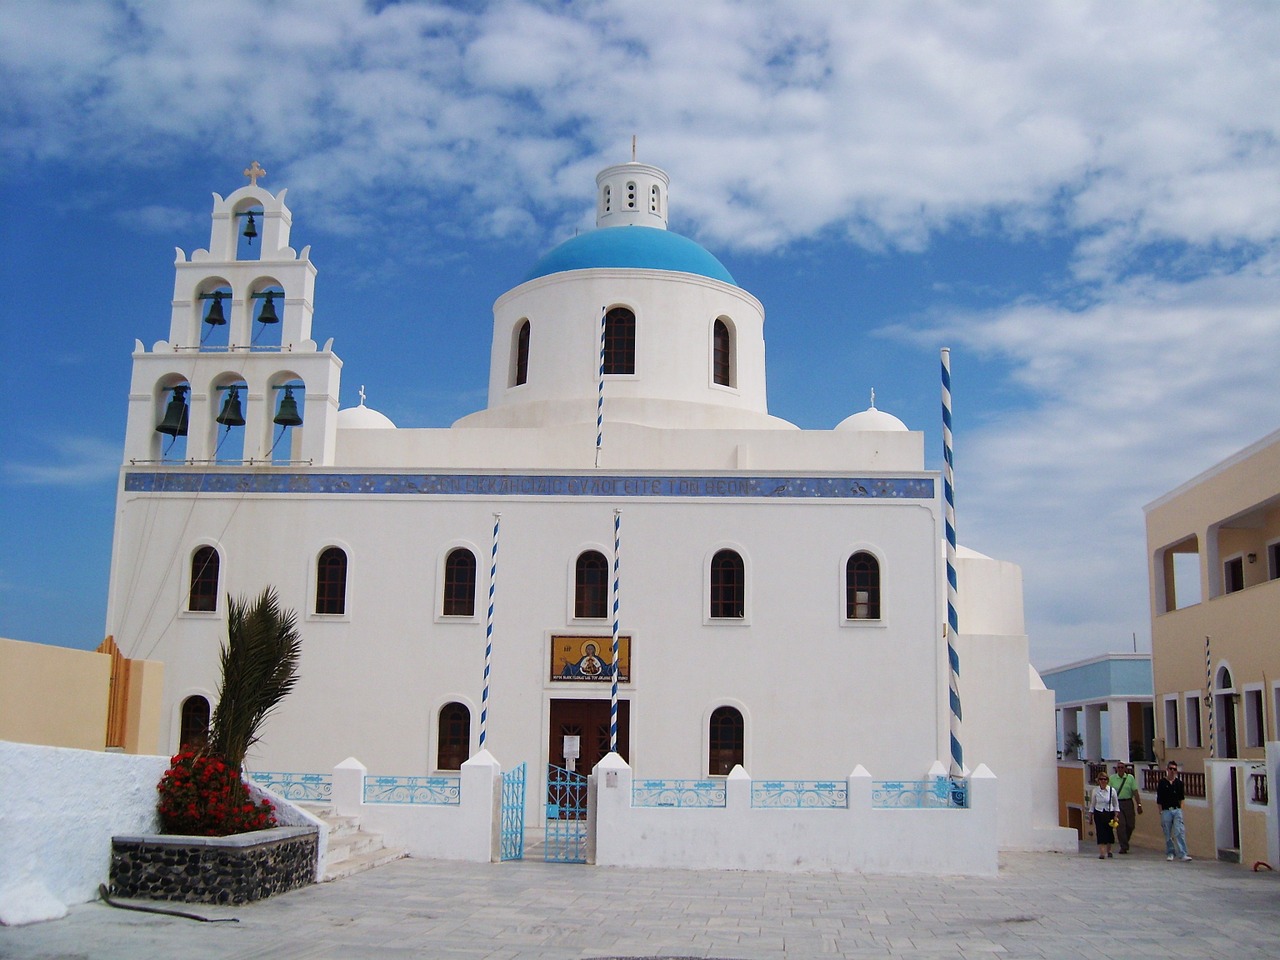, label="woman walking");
[1088,770,1120,859]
